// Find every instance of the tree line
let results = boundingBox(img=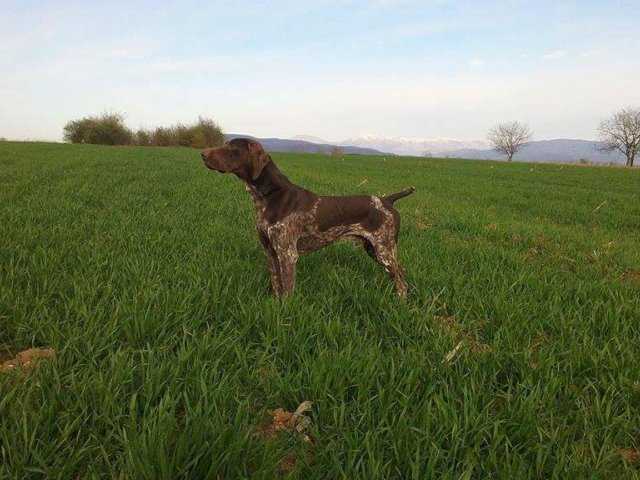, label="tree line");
[63,113,224,149]
[487,107,640,167]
